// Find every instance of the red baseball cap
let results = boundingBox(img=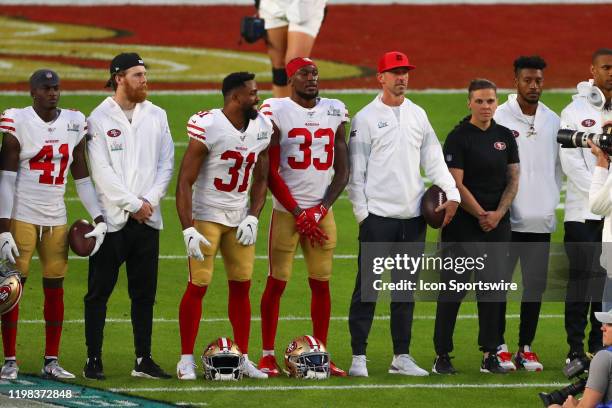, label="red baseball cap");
[377,51,416,73]
[286,57,317,78]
